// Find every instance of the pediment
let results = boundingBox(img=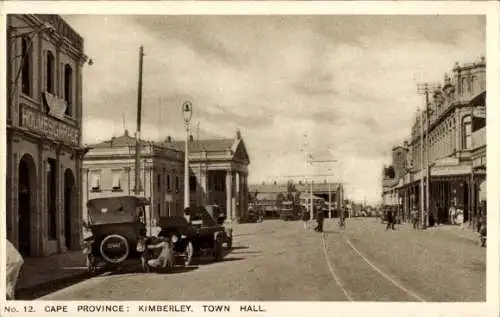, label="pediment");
[232,140,250,165]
